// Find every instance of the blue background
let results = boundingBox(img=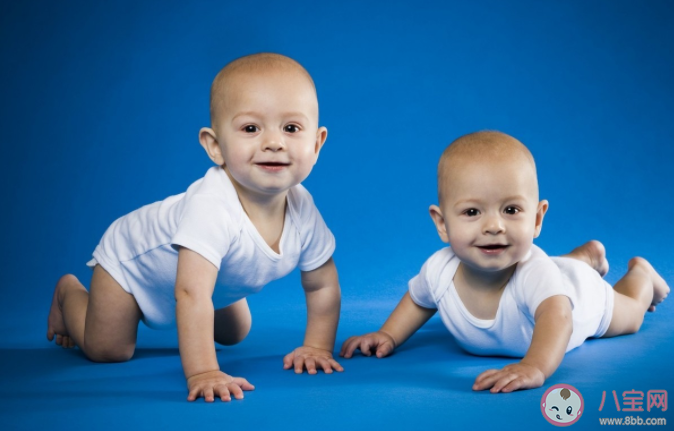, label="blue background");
[1,1,672,430]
